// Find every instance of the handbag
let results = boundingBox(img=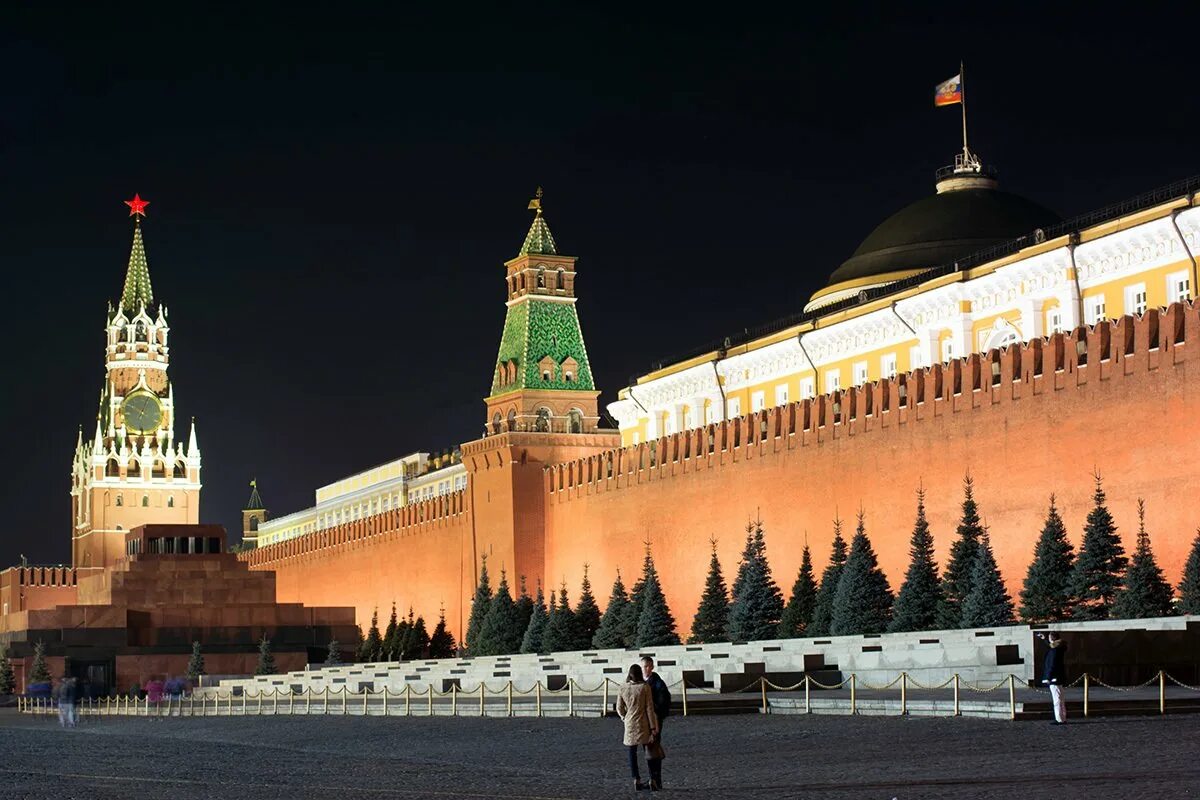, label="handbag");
[646,738,666,761]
